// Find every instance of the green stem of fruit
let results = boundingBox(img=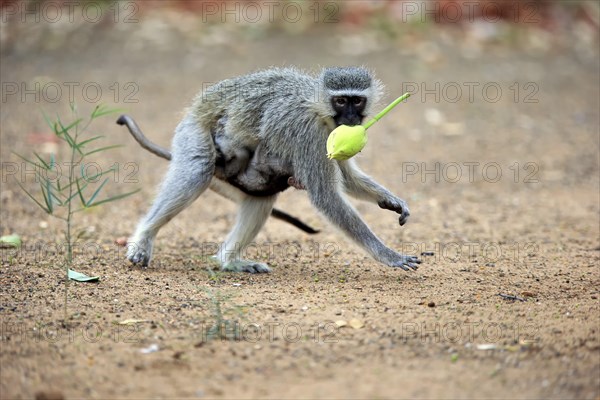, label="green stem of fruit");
[364,92,411,130]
